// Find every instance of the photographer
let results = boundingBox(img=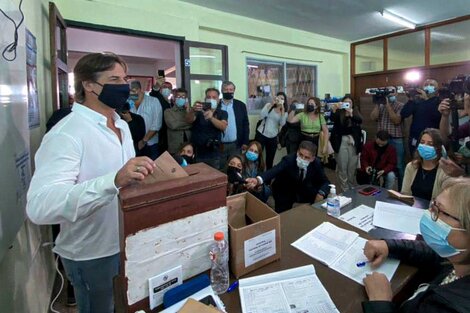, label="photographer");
[438,92,470,177]
[254,92,288,169]
[187,87,228,169]
[330,96,363,191]
[164,88,192,154]
[357,131,397,189]
[401,79,441,155]
[370,87,405,189]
